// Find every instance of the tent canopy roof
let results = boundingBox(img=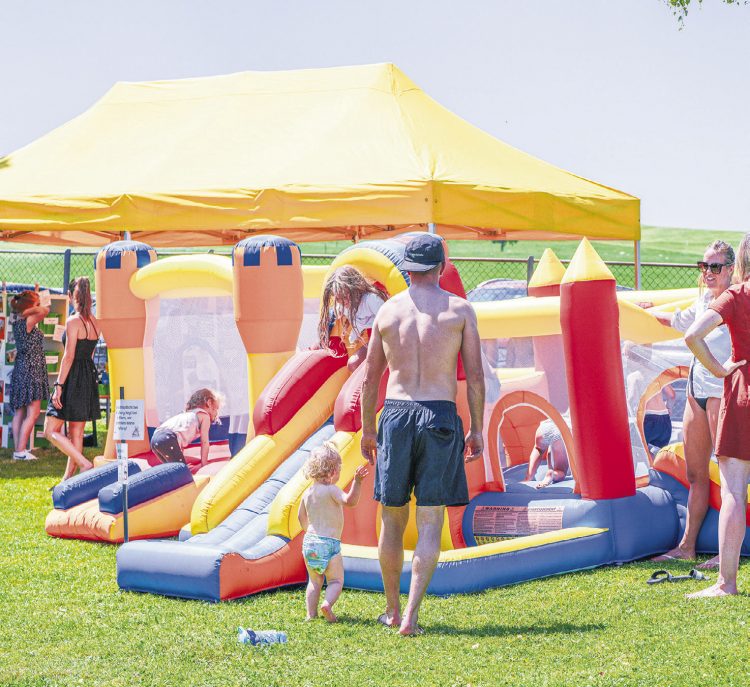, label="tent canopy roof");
[0,63,639,247]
